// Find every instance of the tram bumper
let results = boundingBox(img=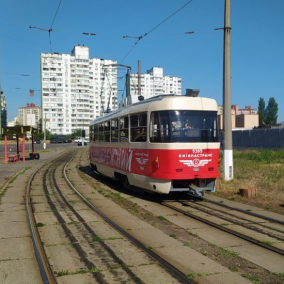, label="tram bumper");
[171,178,216,197]
[188,179,216,197]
